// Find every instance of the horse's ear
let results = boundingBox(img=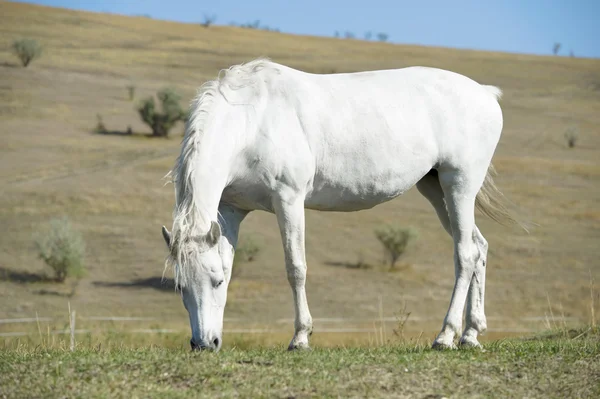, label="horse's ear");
[207,221,221,247]
[161,226,172,248]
